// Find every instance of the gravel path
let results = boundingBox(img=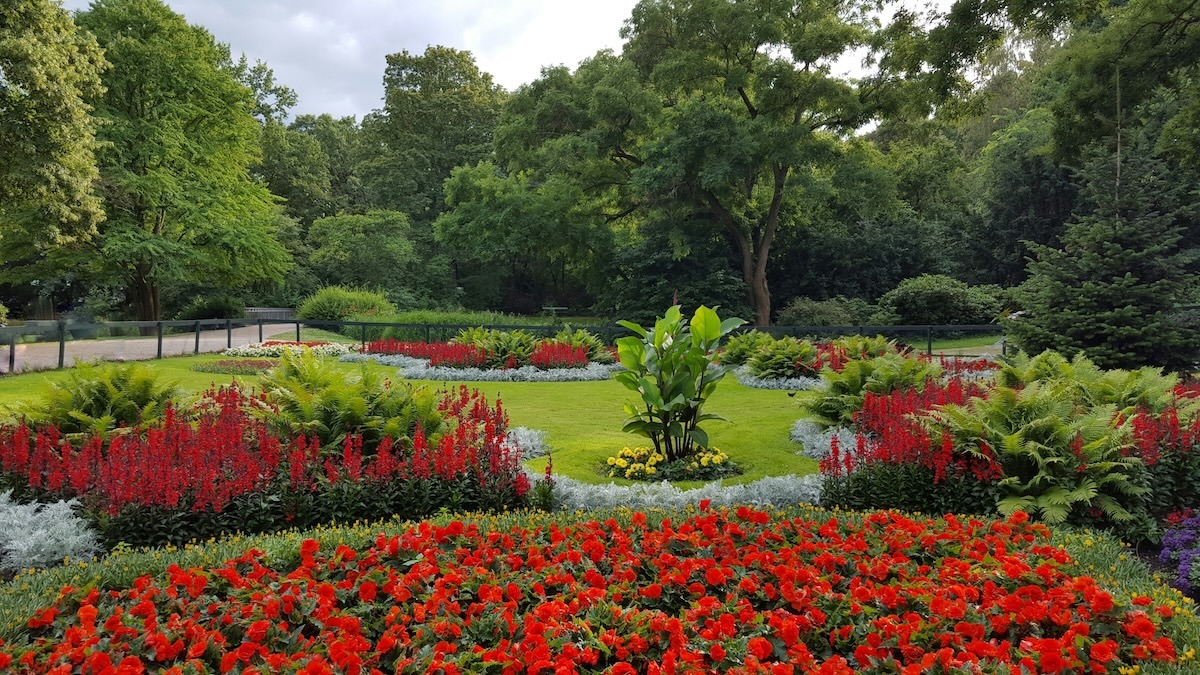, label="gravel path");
[0,324,295,374]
